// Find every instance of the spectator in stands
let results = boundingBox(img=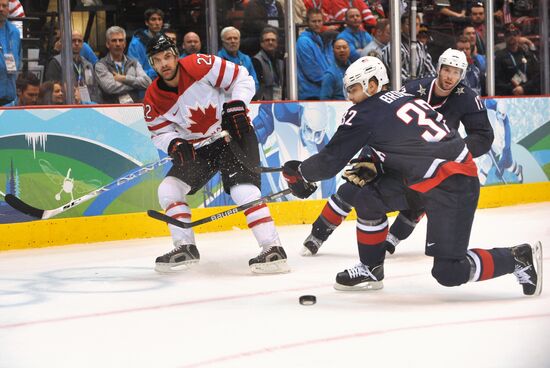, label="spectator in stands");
[45,30,101,103]
[252,27,284,101]
[320,38,350,100]
[361,18,390,59]
[435,0,469,30]
[95,26,151,104]
[336,8,372,62]
[163,29,179,54]
[4,71,40,106]
[180,32,202,57]
[128,8,164,80]
[38,81,65,105]
[8,0,23,38]
[296,8,333,100]
[0,0,21,106]
[456,35,482,95]
[49,25,97,65]
[218,26,259,93]
[240,0,284,56]
[381,12,436,84]
[495,26,540,96]
[321,0,377,29]
[302,0,341,33]
[462,25,486,74]
[470,1,486,55]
